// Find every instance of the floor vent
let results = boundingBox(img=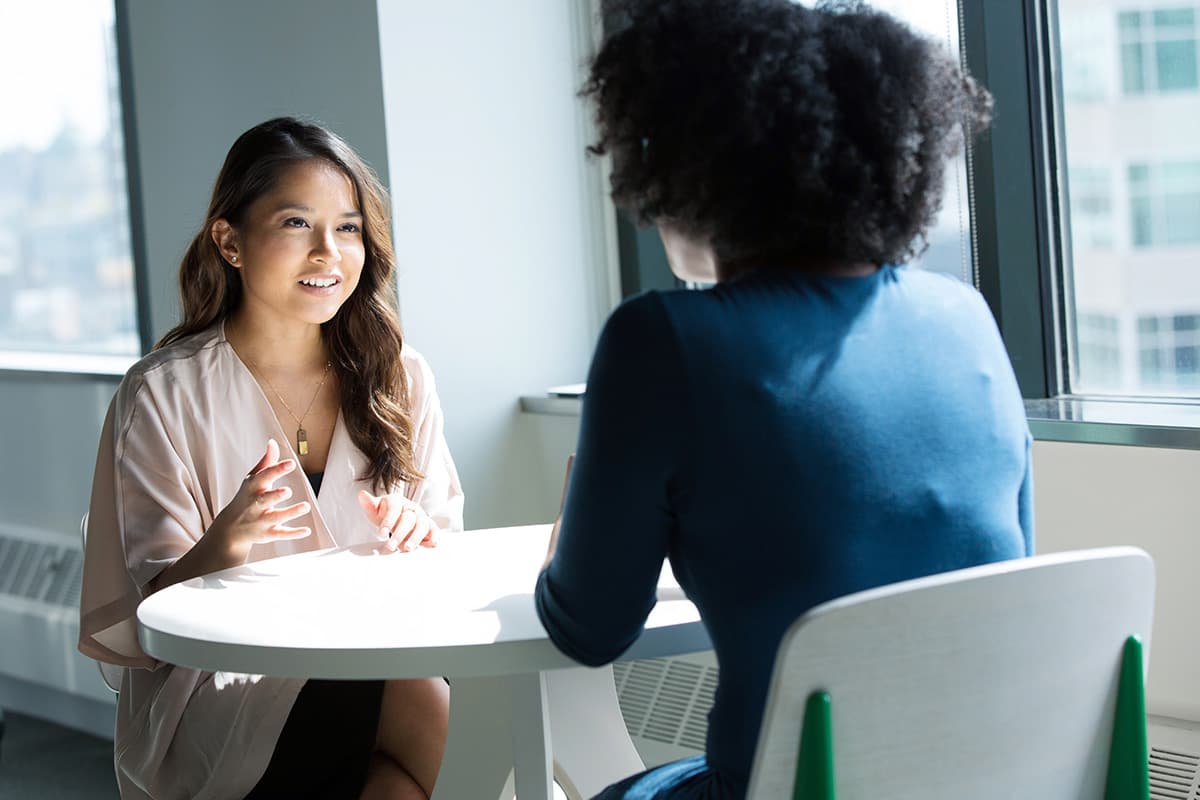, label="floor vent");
[613,657,718,750]
[0,532,82,608]
[1150,746,1200,800]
